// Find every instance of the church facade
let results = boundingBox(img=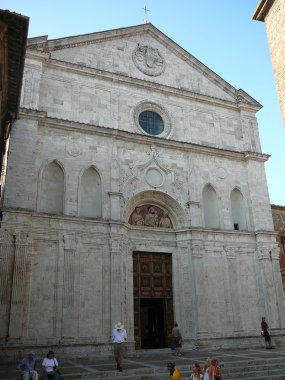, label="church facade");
[1,23,284,356]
